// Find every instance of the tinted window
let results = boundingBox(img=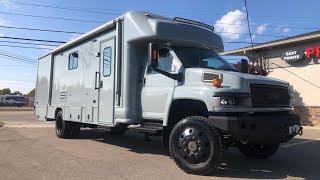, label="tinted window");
[68,52,79,70]
[103,47,112,76]
[172,46,237,71]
